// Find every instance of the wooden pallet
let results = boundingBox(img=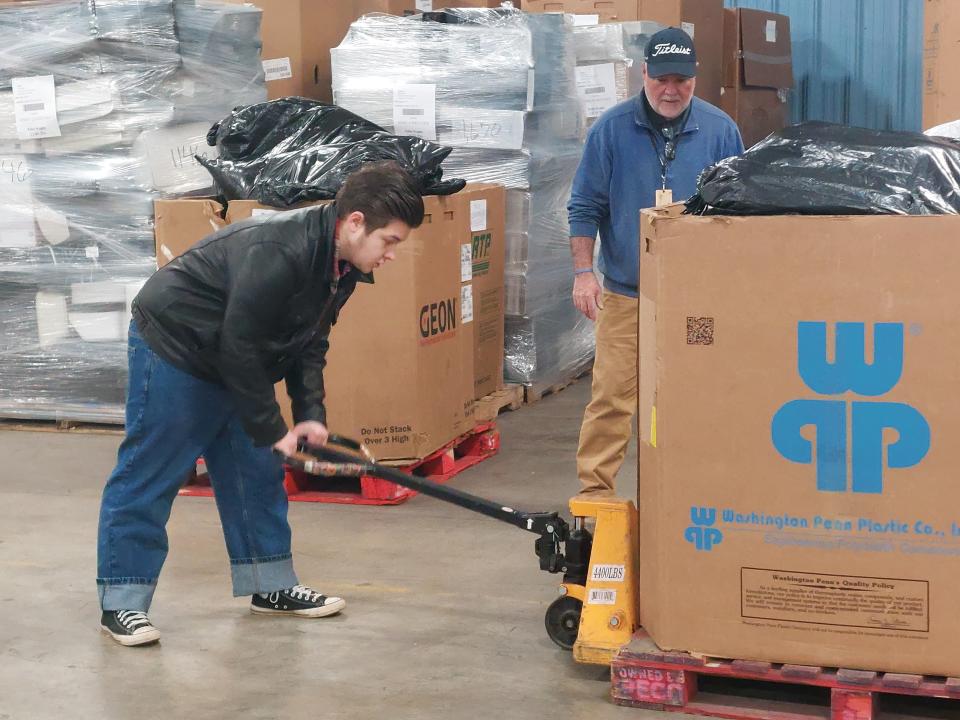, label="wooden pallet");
[523,362,593,405]
[473,384,523,422]
[180,421,500,506]
[612,630,960,719]
[0,418,124,436]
